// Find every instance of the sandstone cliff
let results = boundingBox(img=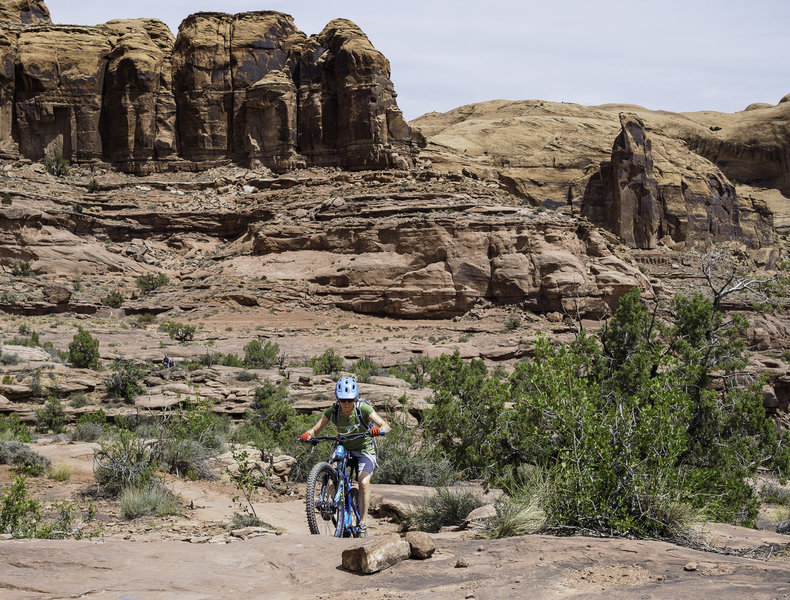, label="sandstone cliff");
[413,99,786,255]
[0,6,420,173]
